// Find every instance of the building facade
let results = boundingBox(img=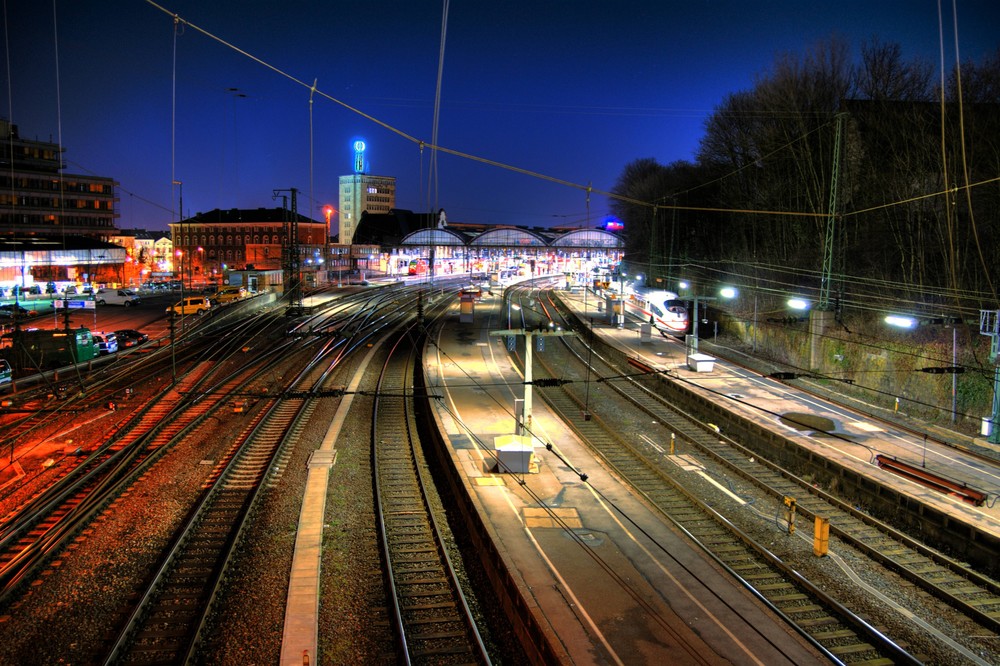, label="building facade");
[168,207,328,286]
[337,174,396,245]
[0,119,118,240]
